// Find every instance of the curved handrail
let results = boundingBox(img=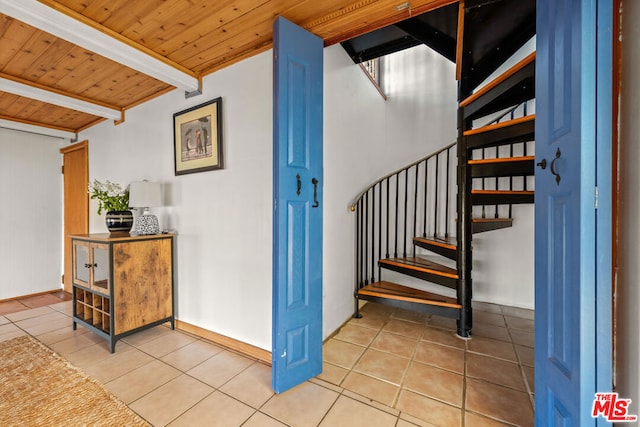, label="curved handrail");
[349,140,457,212]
